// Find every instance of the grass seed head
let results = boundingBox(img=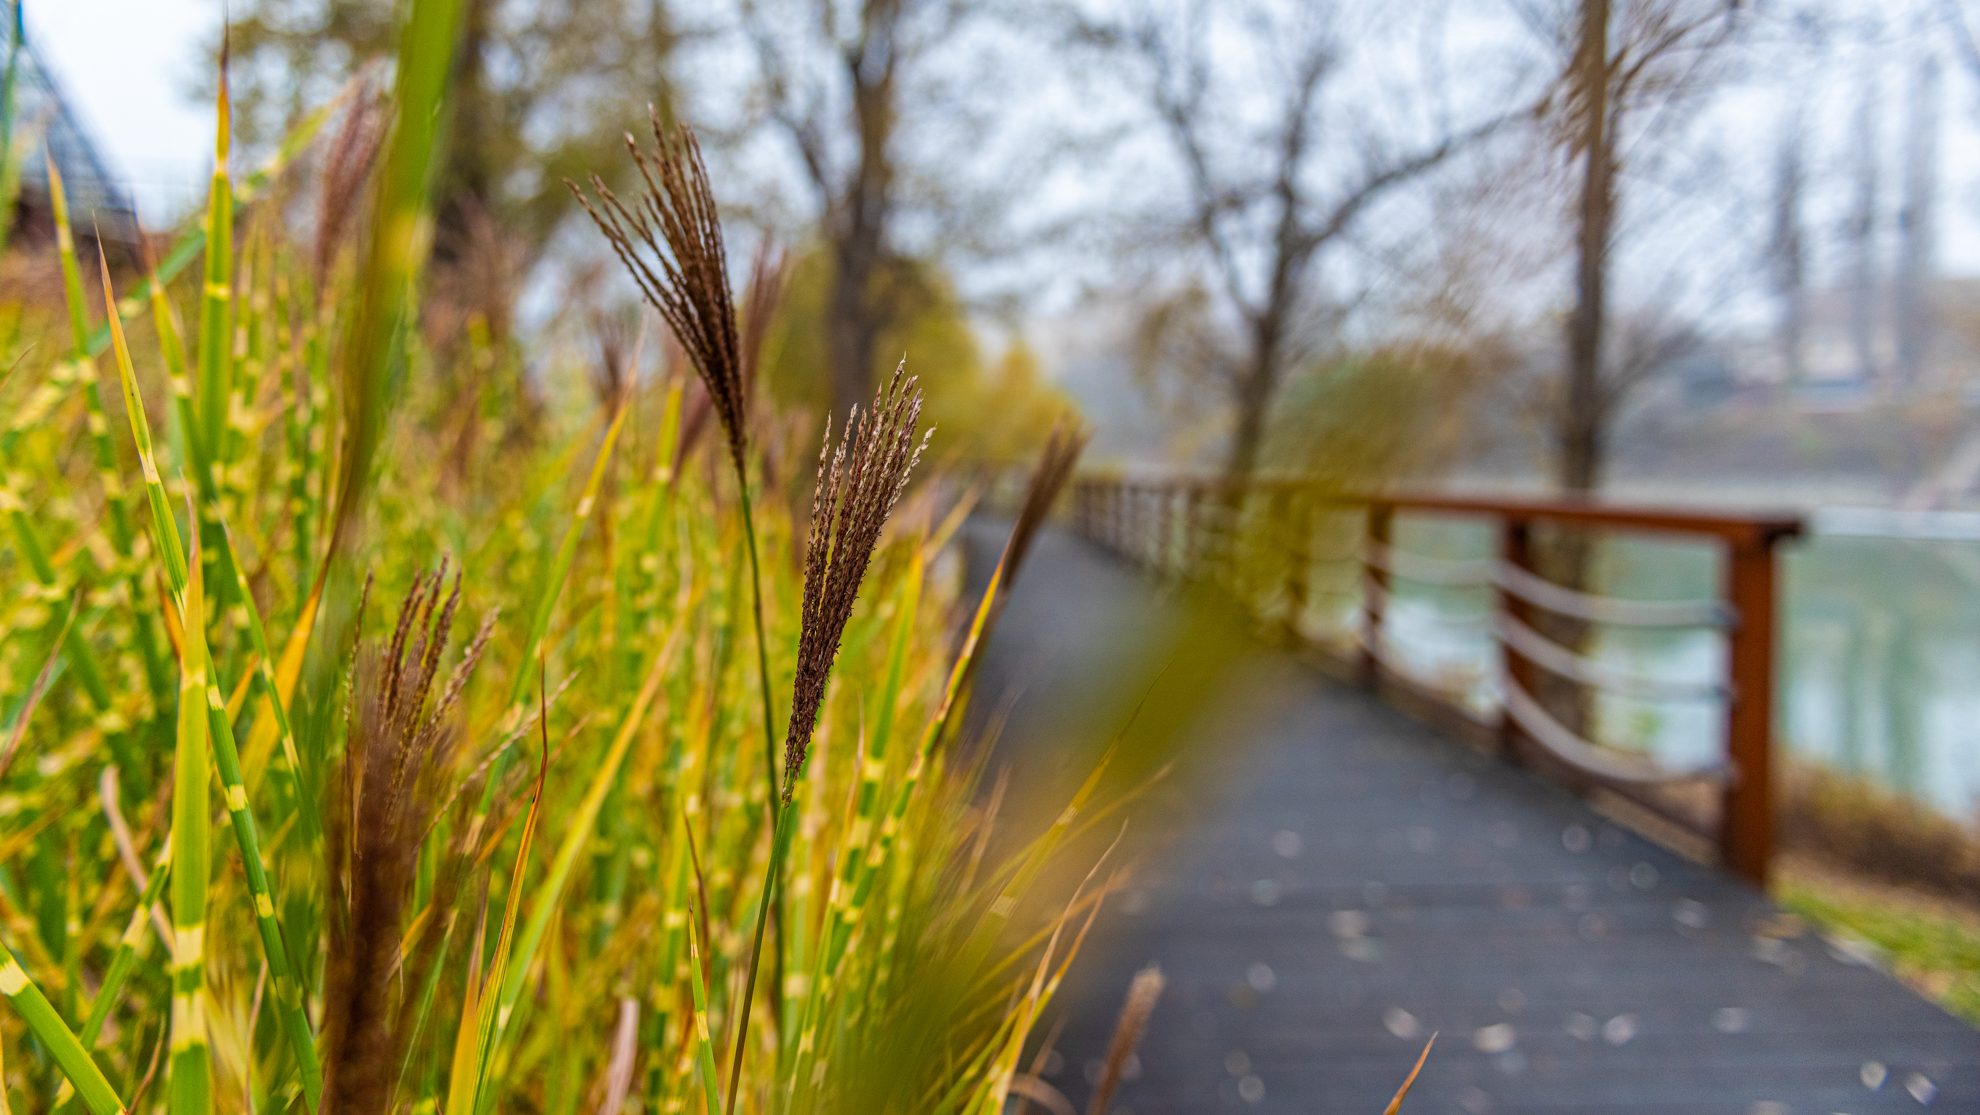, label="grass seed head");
[785,361,930,803]
[1006,417,1090,584]
[313,81,389,293]
[1088,964,1165,1115]
[571,115,748,470]
[738,241,789,405]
